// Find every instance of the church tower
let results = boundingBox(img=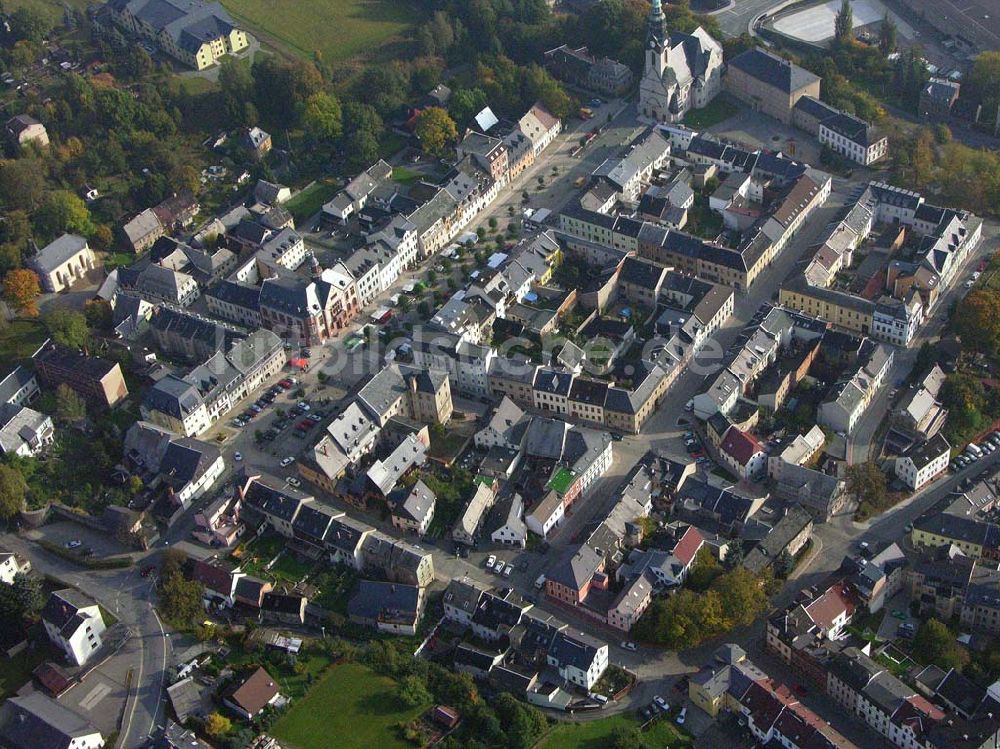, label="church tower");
[639,0,672,122]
